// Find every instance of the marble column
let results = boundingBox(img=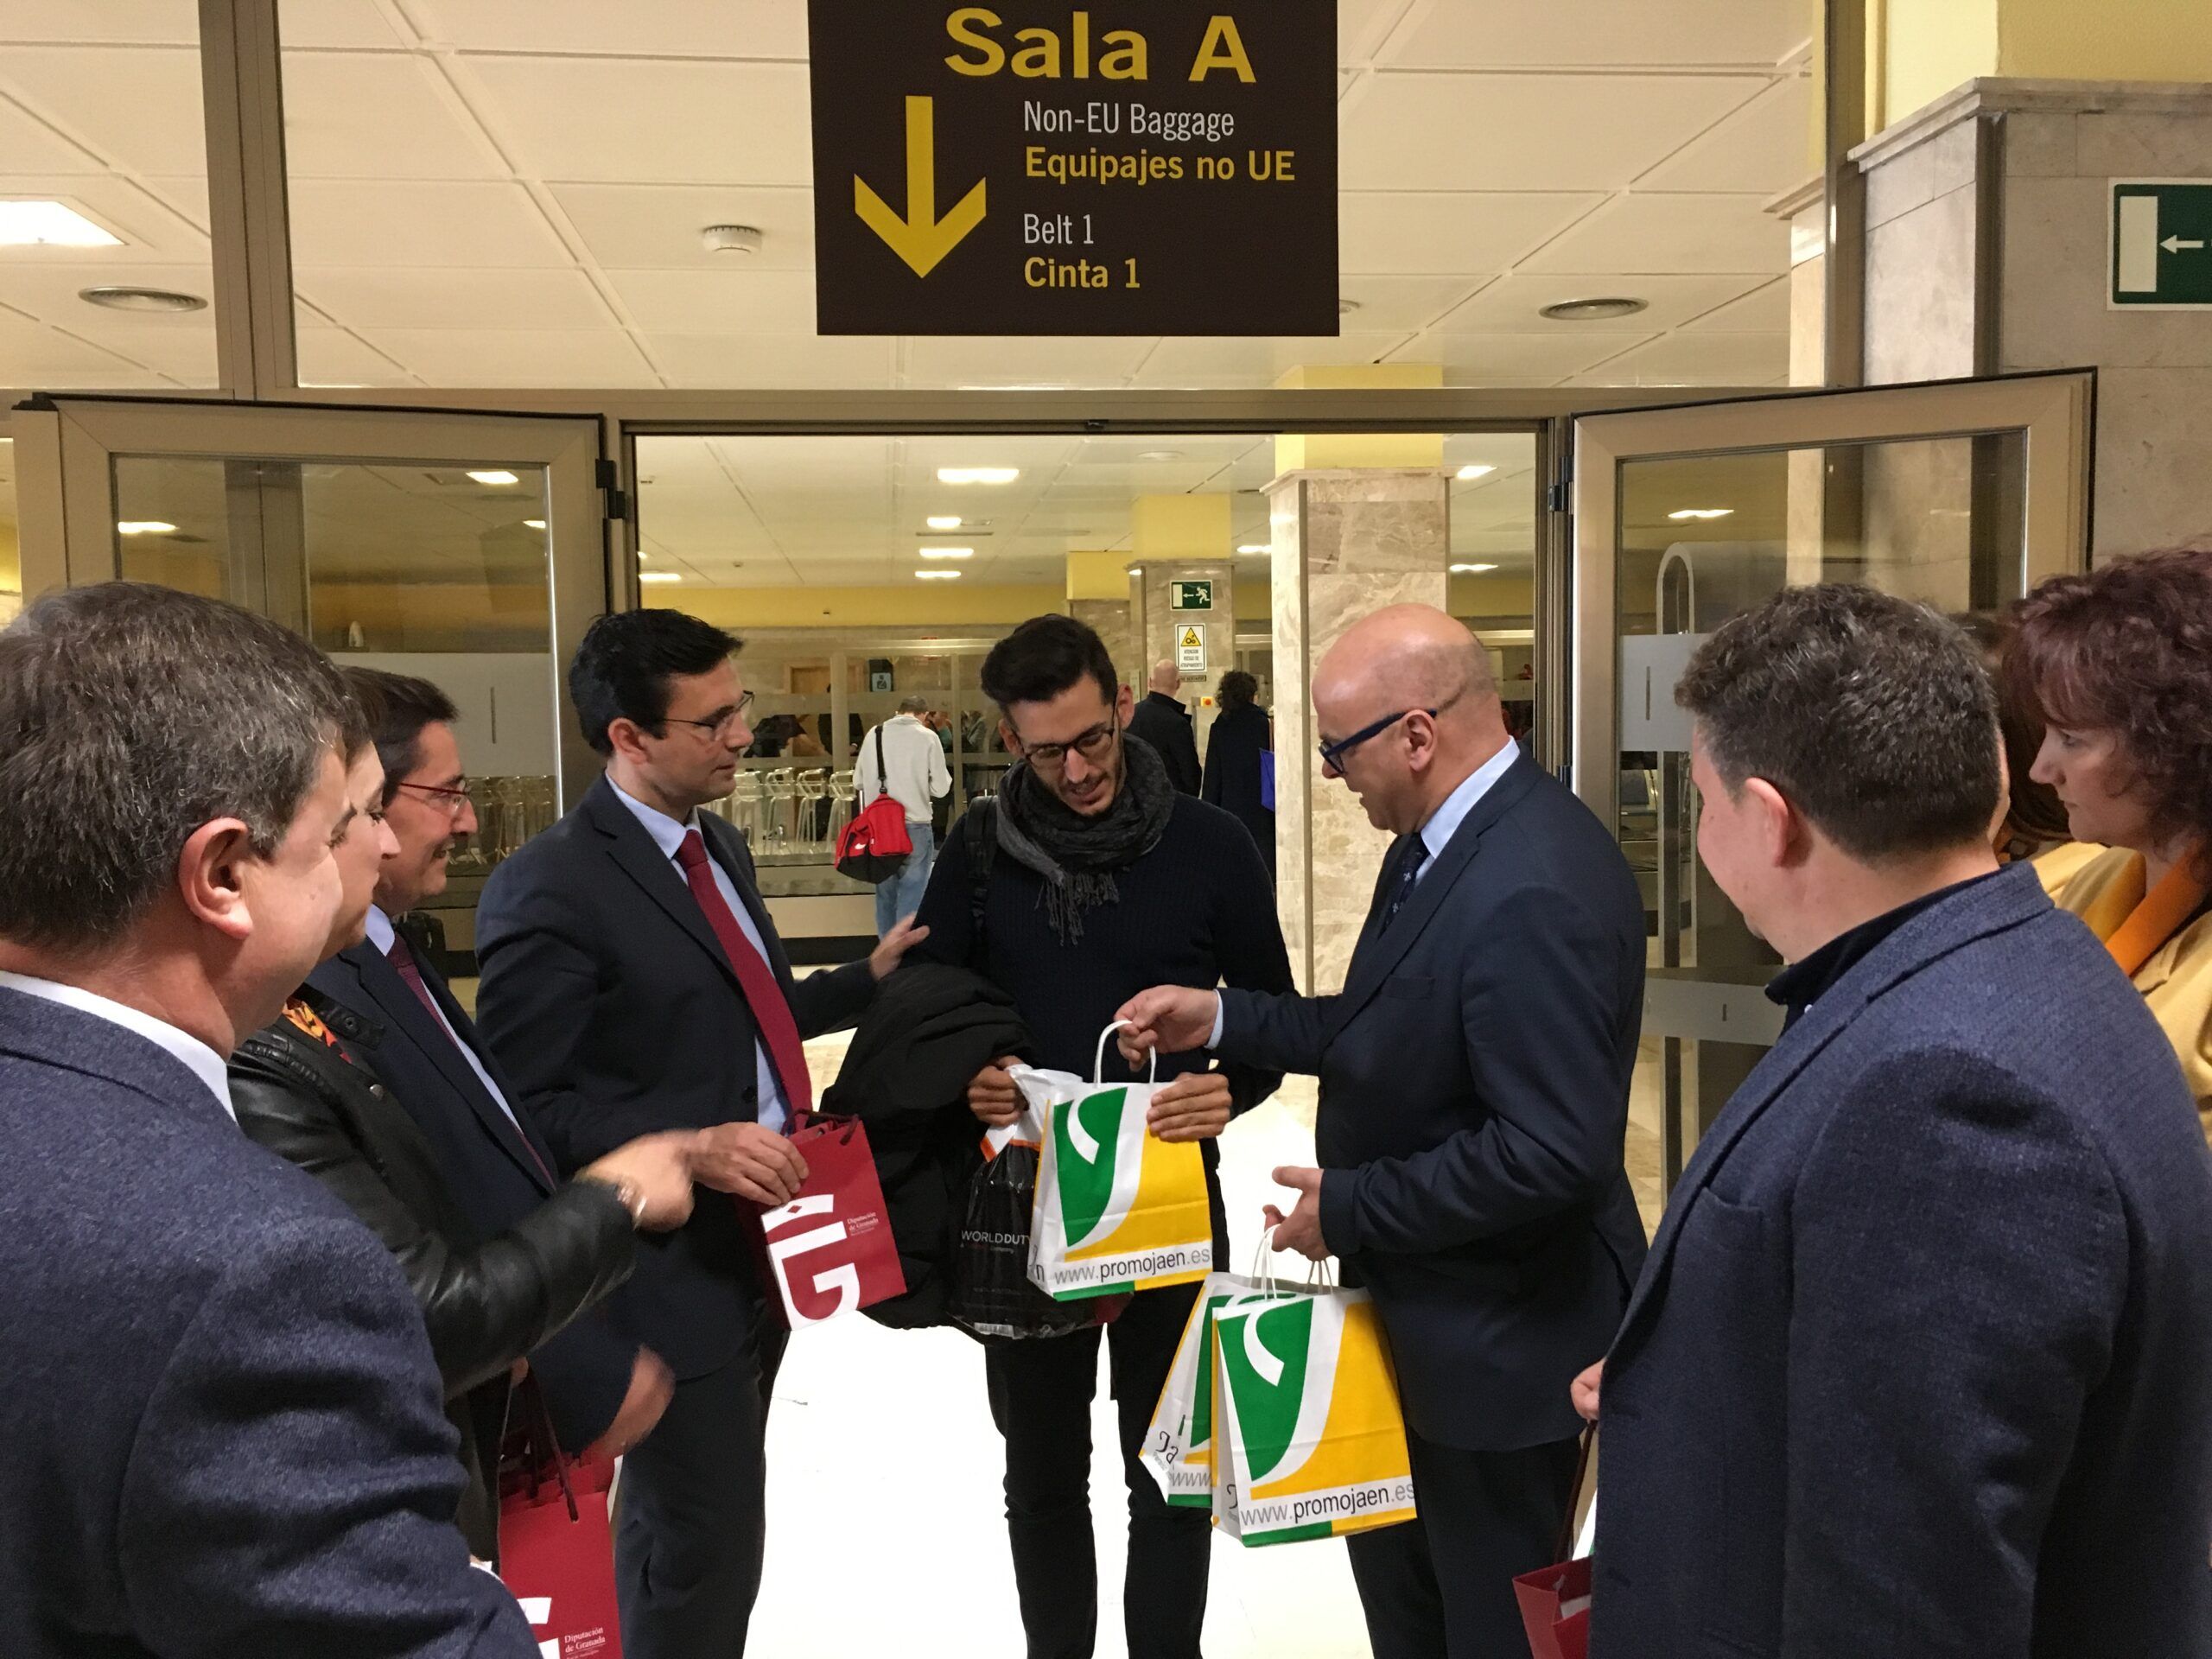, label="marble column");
[1070,598,1135,691]
[1268,470,1450,995]
[1065,550,1136,693]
